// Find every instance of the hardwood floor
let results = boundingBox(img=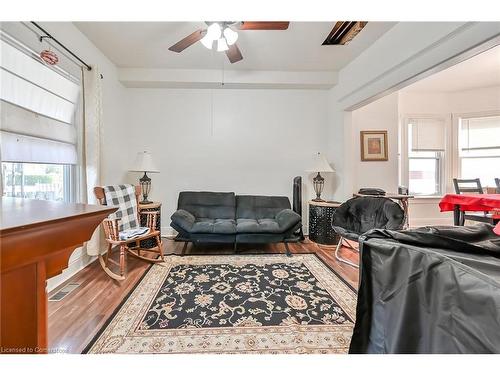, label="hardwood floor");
[47,237,359,353]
